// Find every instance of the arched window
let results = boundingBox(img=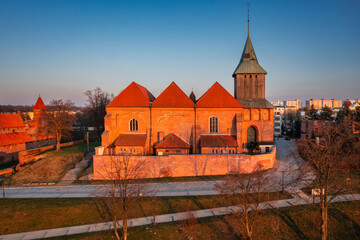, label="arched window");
[129,118,138,131]
[209,116,218,133]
